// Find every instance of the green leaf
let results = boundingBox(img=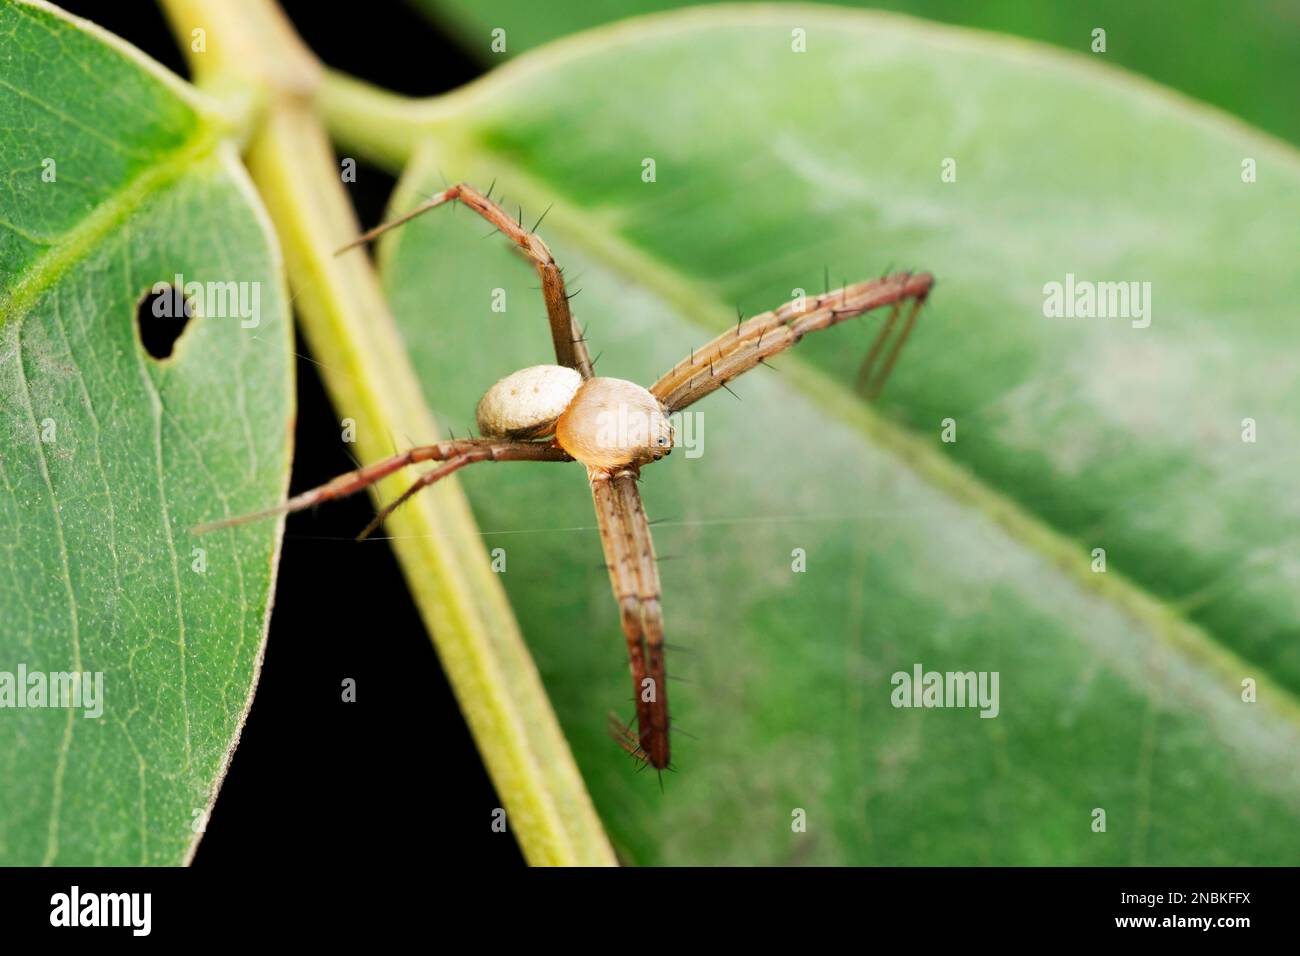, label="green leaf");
[416,0,1300,148]
[329,8,1300,864]
[0,1,292,864]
